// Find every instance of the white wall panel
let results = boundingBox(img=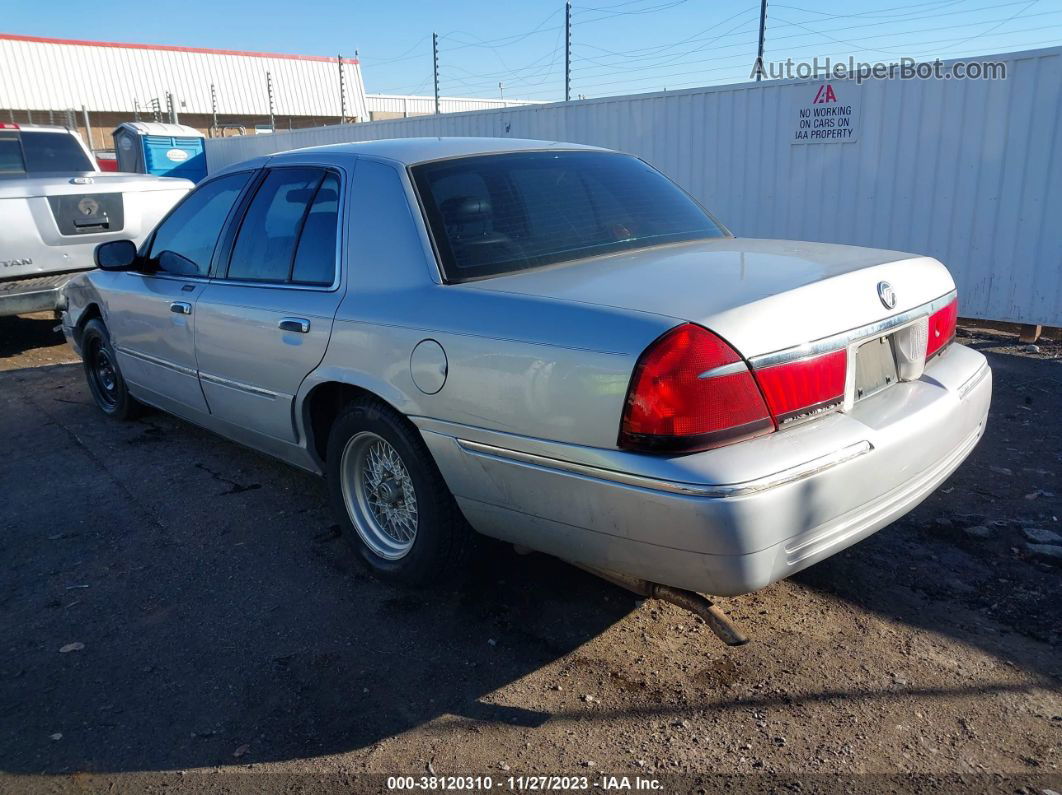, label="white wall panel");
[206,47,1062,325]
[0,34,368,119]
